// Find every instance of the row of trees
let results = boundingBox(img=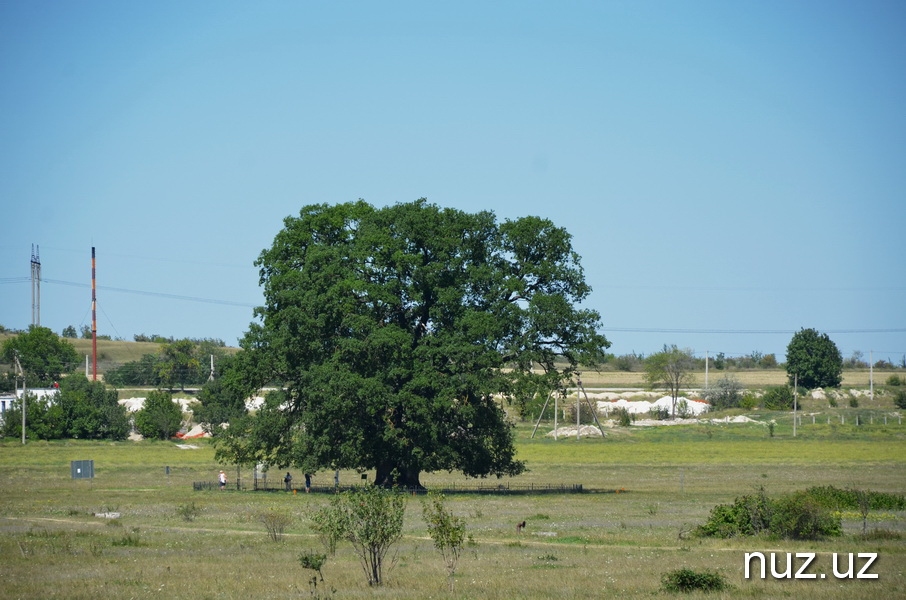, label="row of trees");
[0,374,186,441]
[104,339,231,390]
[0,326,230,392]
